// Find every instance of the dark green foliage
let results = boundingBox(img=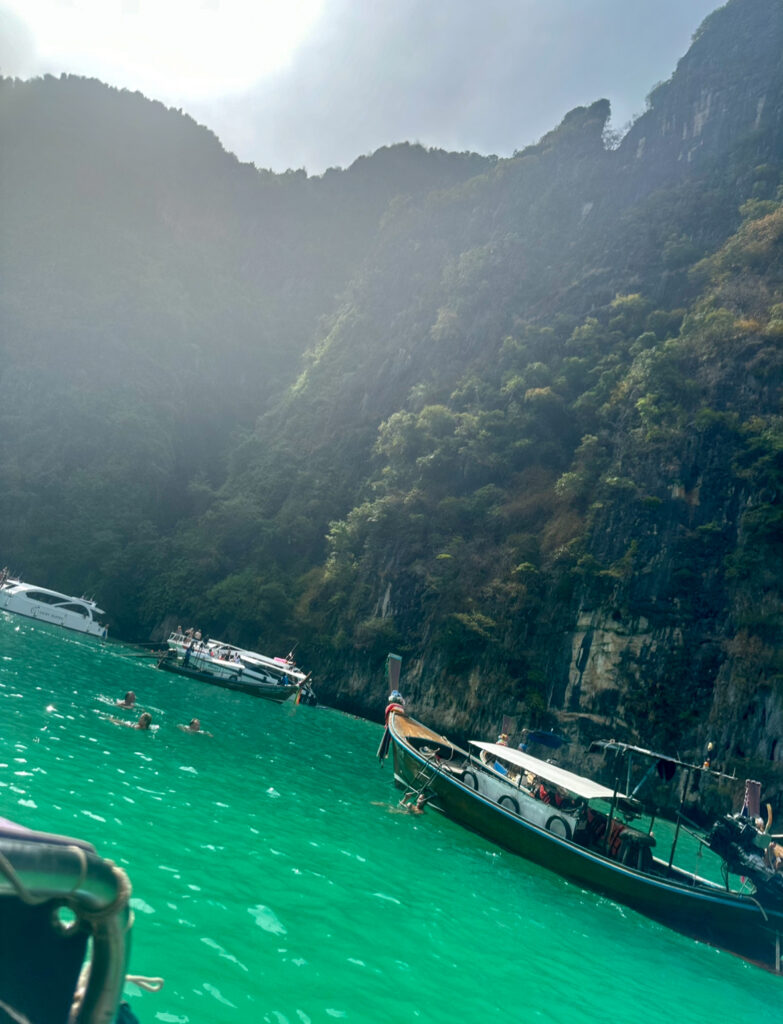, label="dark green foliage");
[3,0,783,773]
